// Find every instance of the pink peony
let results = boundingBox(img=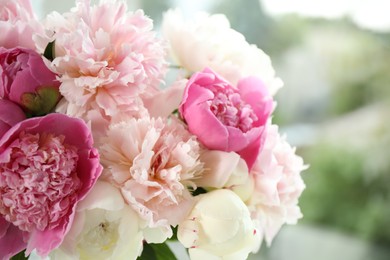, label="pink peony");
[179,68,273,170]
[0,99,25,138]
[99,116,202,236]
[0,113,102,258]
[36,0,167,122]
[246,124,307,249]
[0,47,61,116]
[0,0,43,50]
